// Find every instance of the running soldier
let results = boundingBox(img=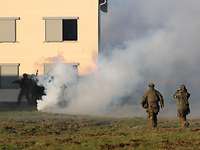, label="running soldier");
[173,85,190,128]
[141,83,164,128]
